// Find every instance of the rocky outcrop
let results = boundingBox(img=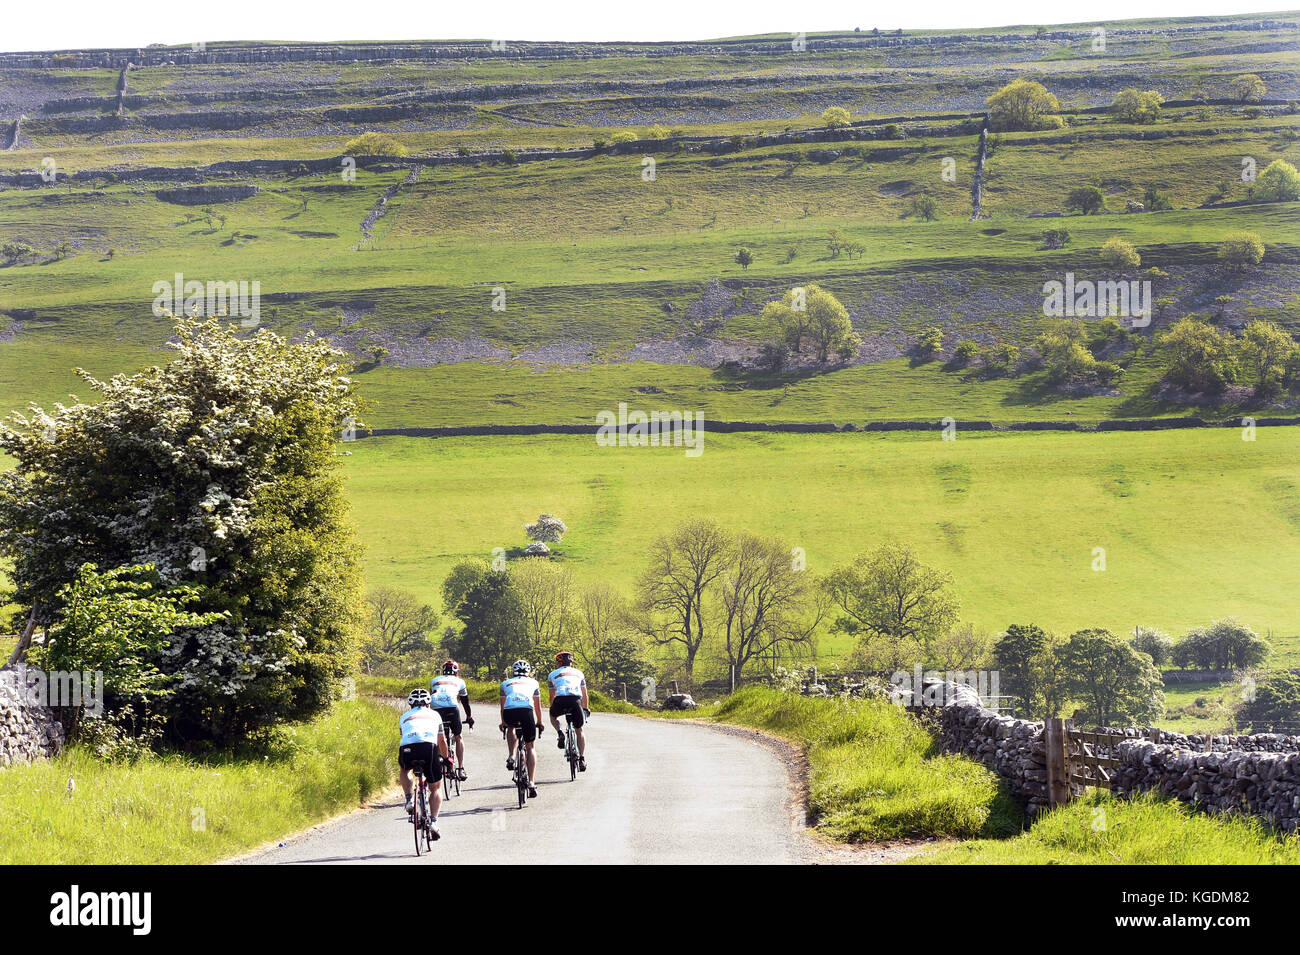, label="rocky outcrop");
[0,666,65,767]
[154,184,260,205]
